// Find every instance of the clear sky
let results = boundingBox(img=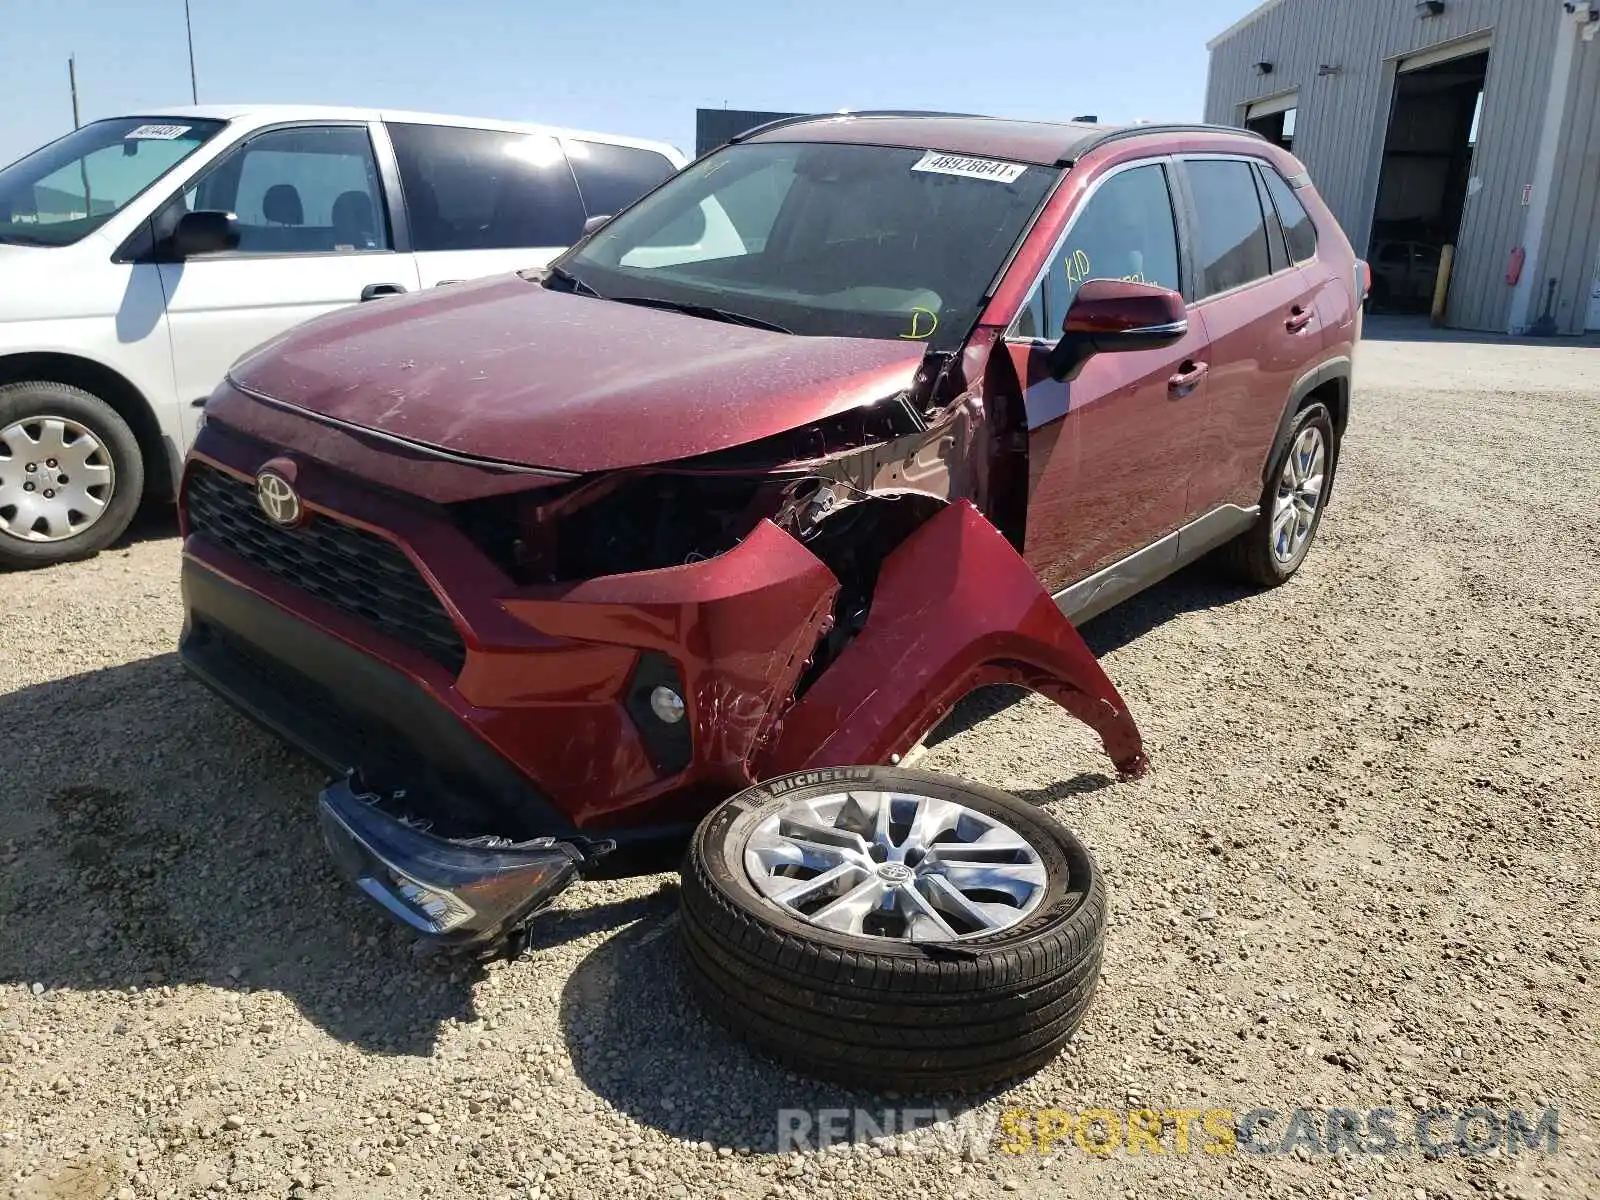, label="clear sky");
[1,0,1240,167]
